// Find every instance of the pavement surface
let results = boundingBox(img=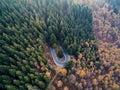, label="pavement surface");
[50,47,70,67]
